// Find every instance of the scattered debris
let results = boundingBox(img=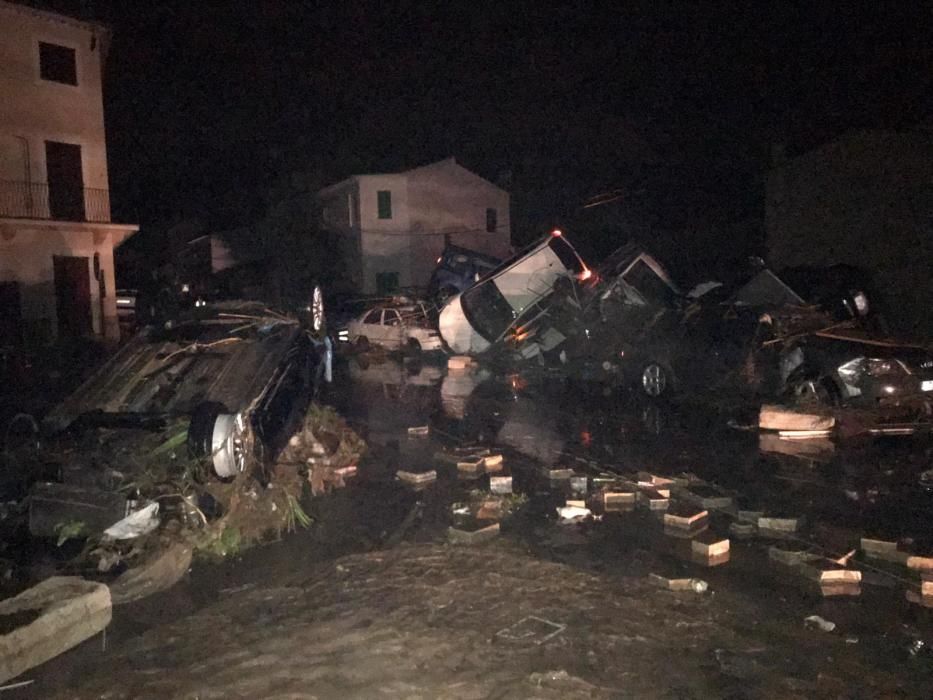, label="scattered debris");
[103,502,160,540]
[804,615,836,632]
[557,505,593,523]
[569,475,588,494]
[649,574,708,593]
[495,615,566,645]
